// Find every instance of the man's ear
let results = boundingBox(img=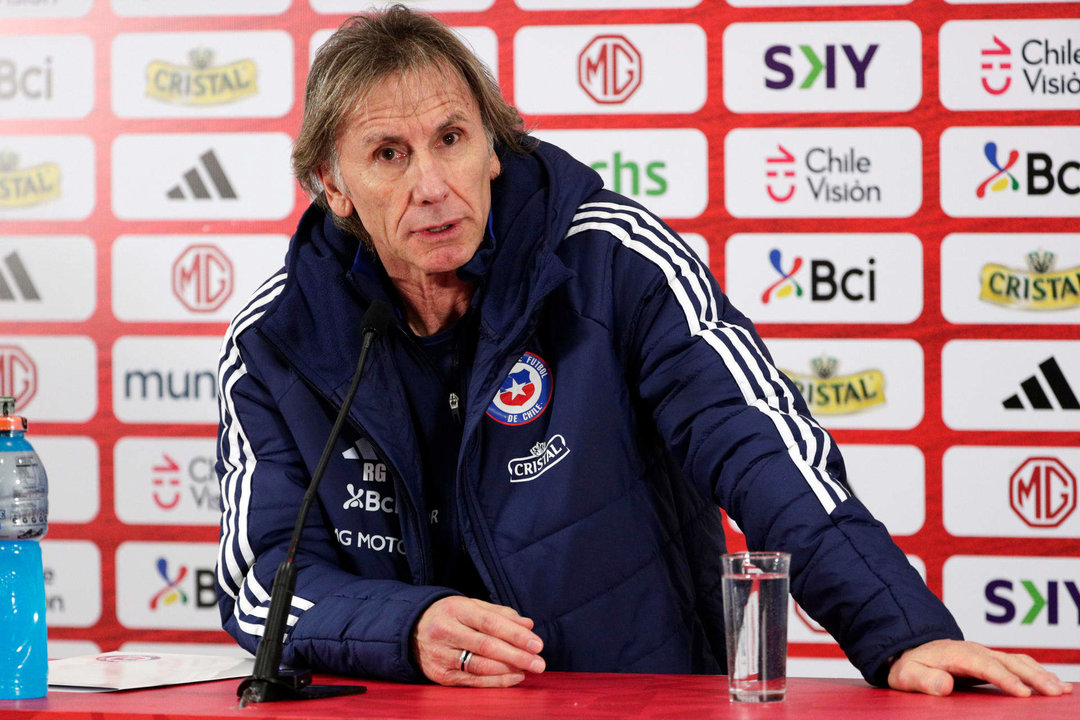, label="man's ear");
[317,166,354,218]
